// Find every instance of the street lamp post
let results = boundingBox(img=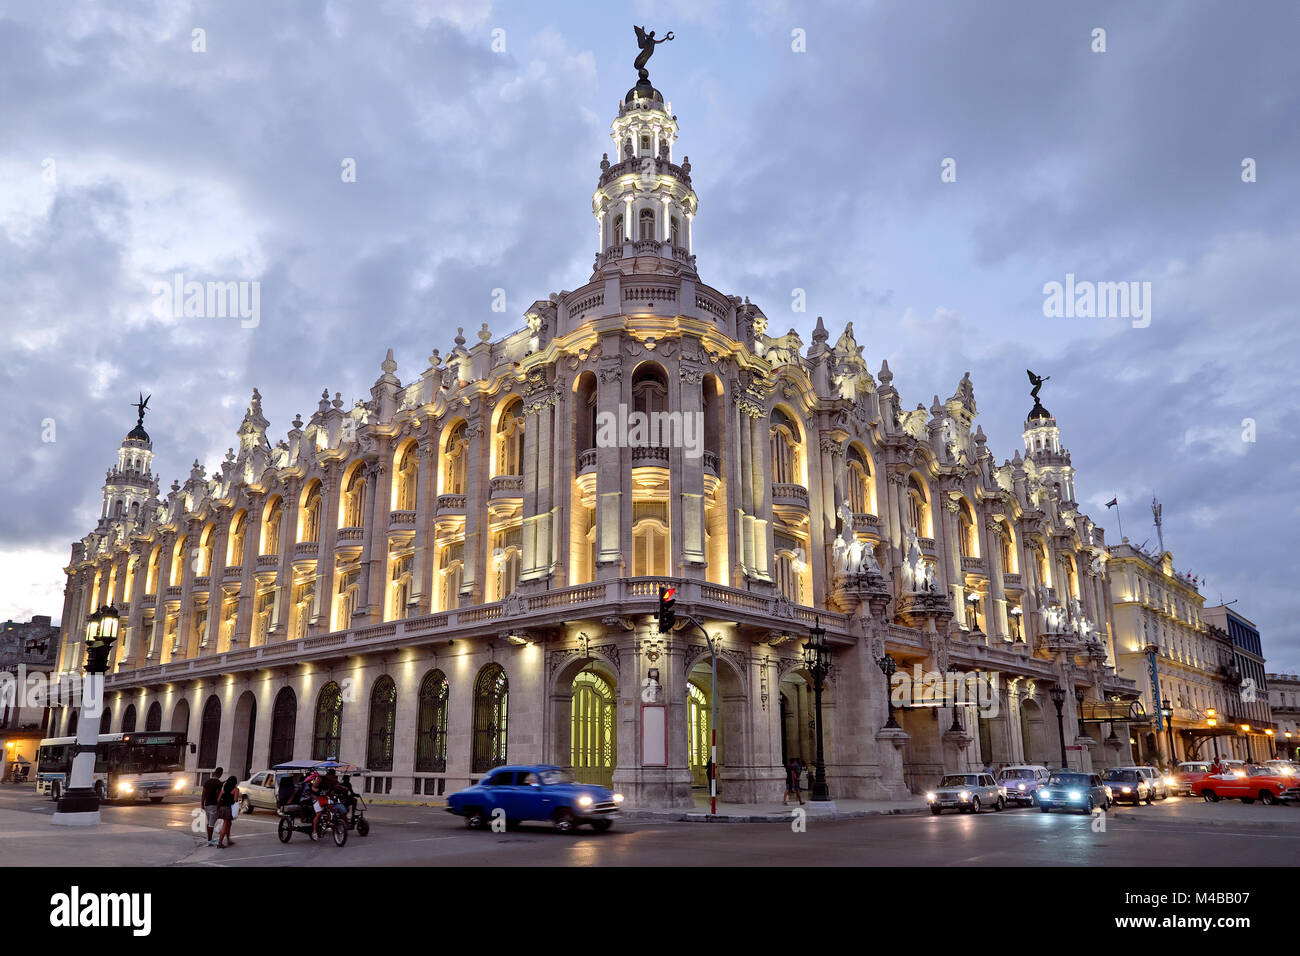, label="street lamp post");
[877,654,899,729]
[1206,709,1221,761]
[1170,702,1180,770]
[801,618,832,802]
[52,605,118,826]
[1049,684,1068,769]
